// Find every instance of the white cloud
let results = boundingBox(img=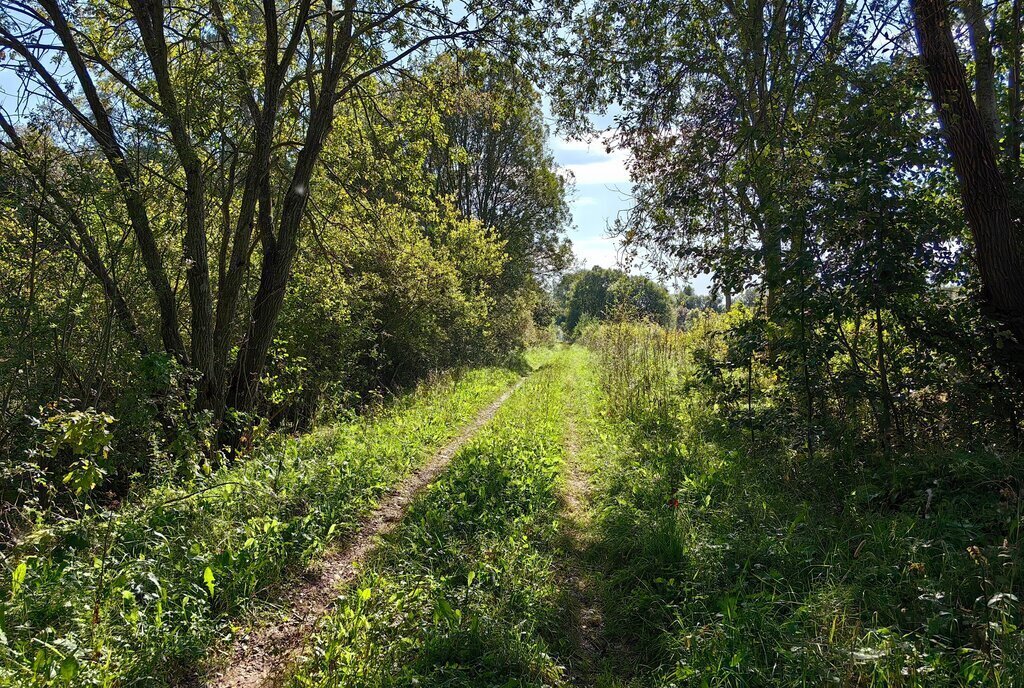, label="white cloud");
[566,155,631,186]
[571,235,621,269]
[573,196,598,207]
[553,137,632,187]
